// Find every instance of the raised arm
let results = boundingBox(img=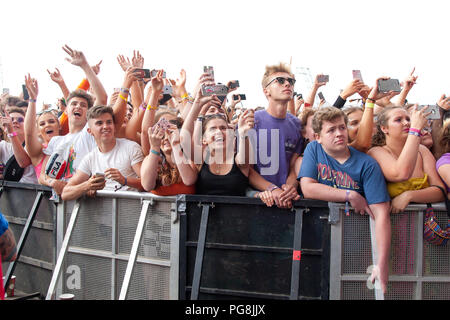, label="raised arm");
[304,74,327,107]
[395,67,418,107]
[62,45,107,106]
[47,68,70,100]
[24,74,45,164]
